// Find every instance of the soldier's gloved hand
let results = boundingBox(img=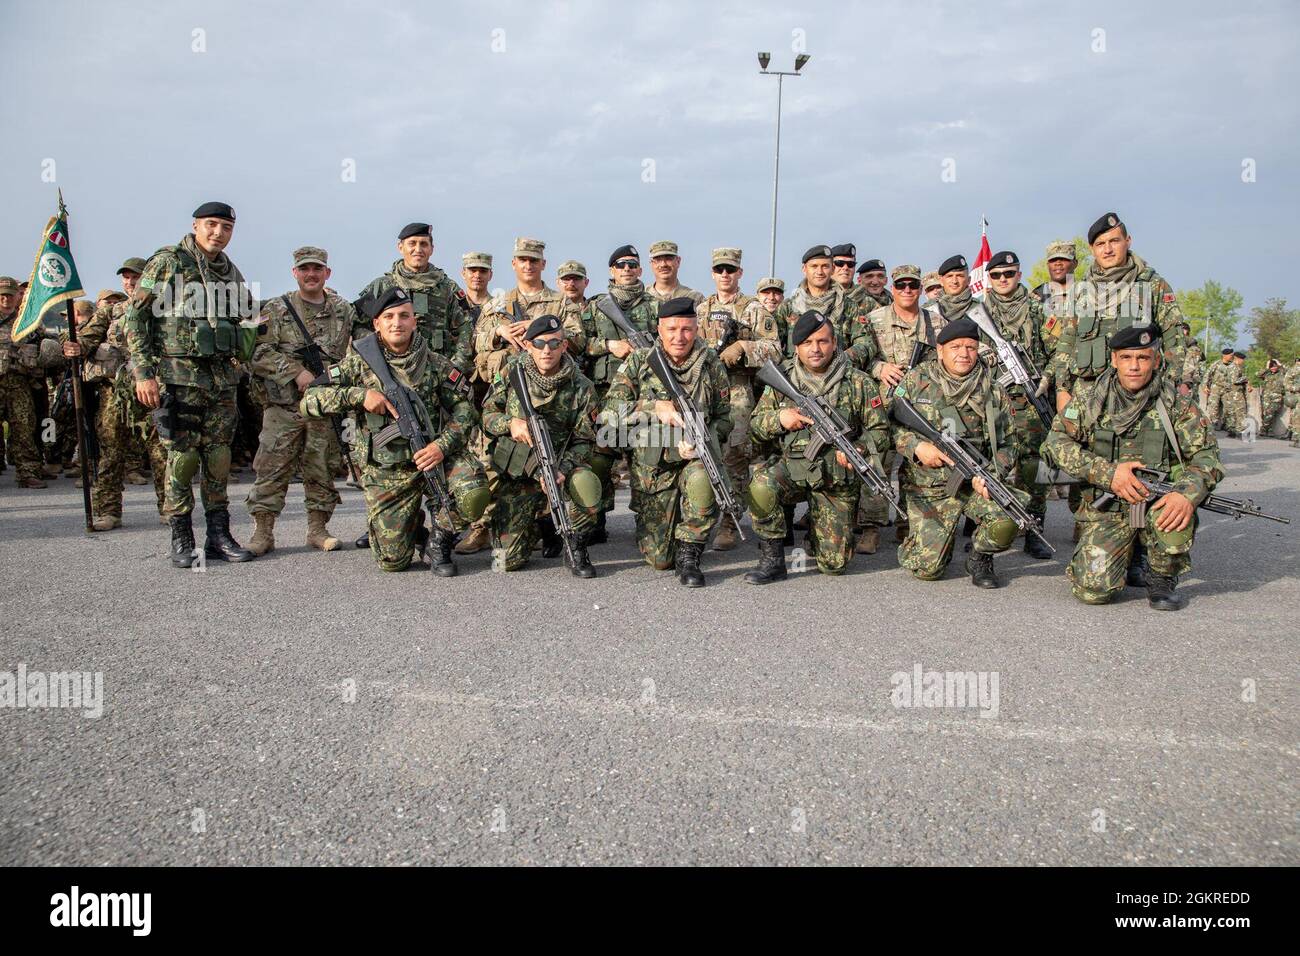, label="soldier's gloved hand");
[136,379,161,409]
[509,417,533,446]
[778,407,812,431]
[719,341,746,366]
[1151,491,1194,532]
[62,341,82,358]
[413,442,444,471]
[362,389,398,419]
[1110,460,1150,504]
